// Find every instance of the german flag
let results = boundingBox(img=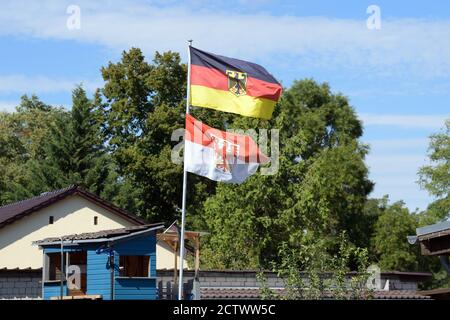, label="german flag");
[189,47,282,120]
